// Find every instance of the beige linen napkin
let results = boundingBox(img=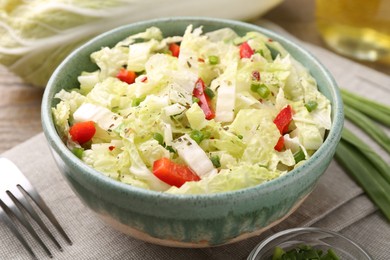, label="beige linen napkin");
[1,22,389,260]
